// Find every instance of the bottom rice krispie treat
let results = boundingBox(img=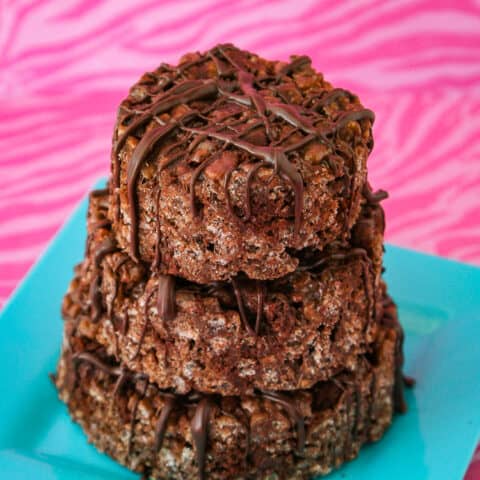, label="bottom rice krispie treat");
[54,297,404,480]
